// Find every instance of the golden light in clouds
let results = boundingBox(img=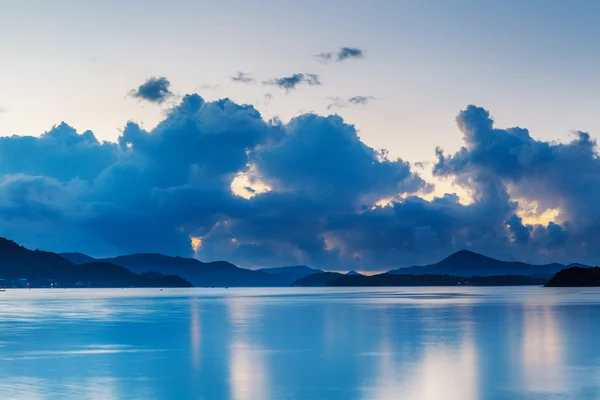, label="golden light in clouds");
[230,169,272,199]
[519,208,560,226]
[191,236,203,251]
